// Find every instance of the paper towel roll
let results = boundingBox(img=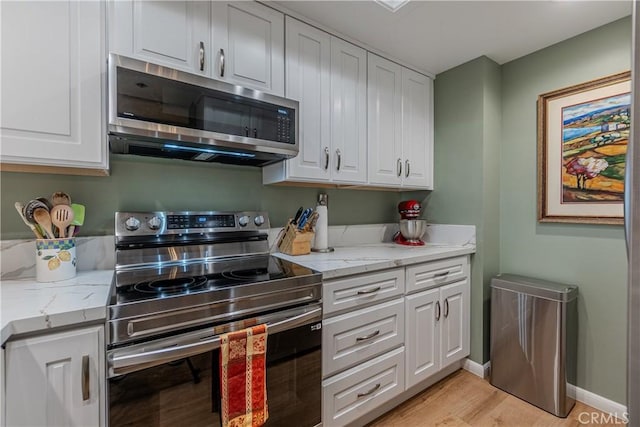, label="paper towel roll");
[313,205,328,250]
